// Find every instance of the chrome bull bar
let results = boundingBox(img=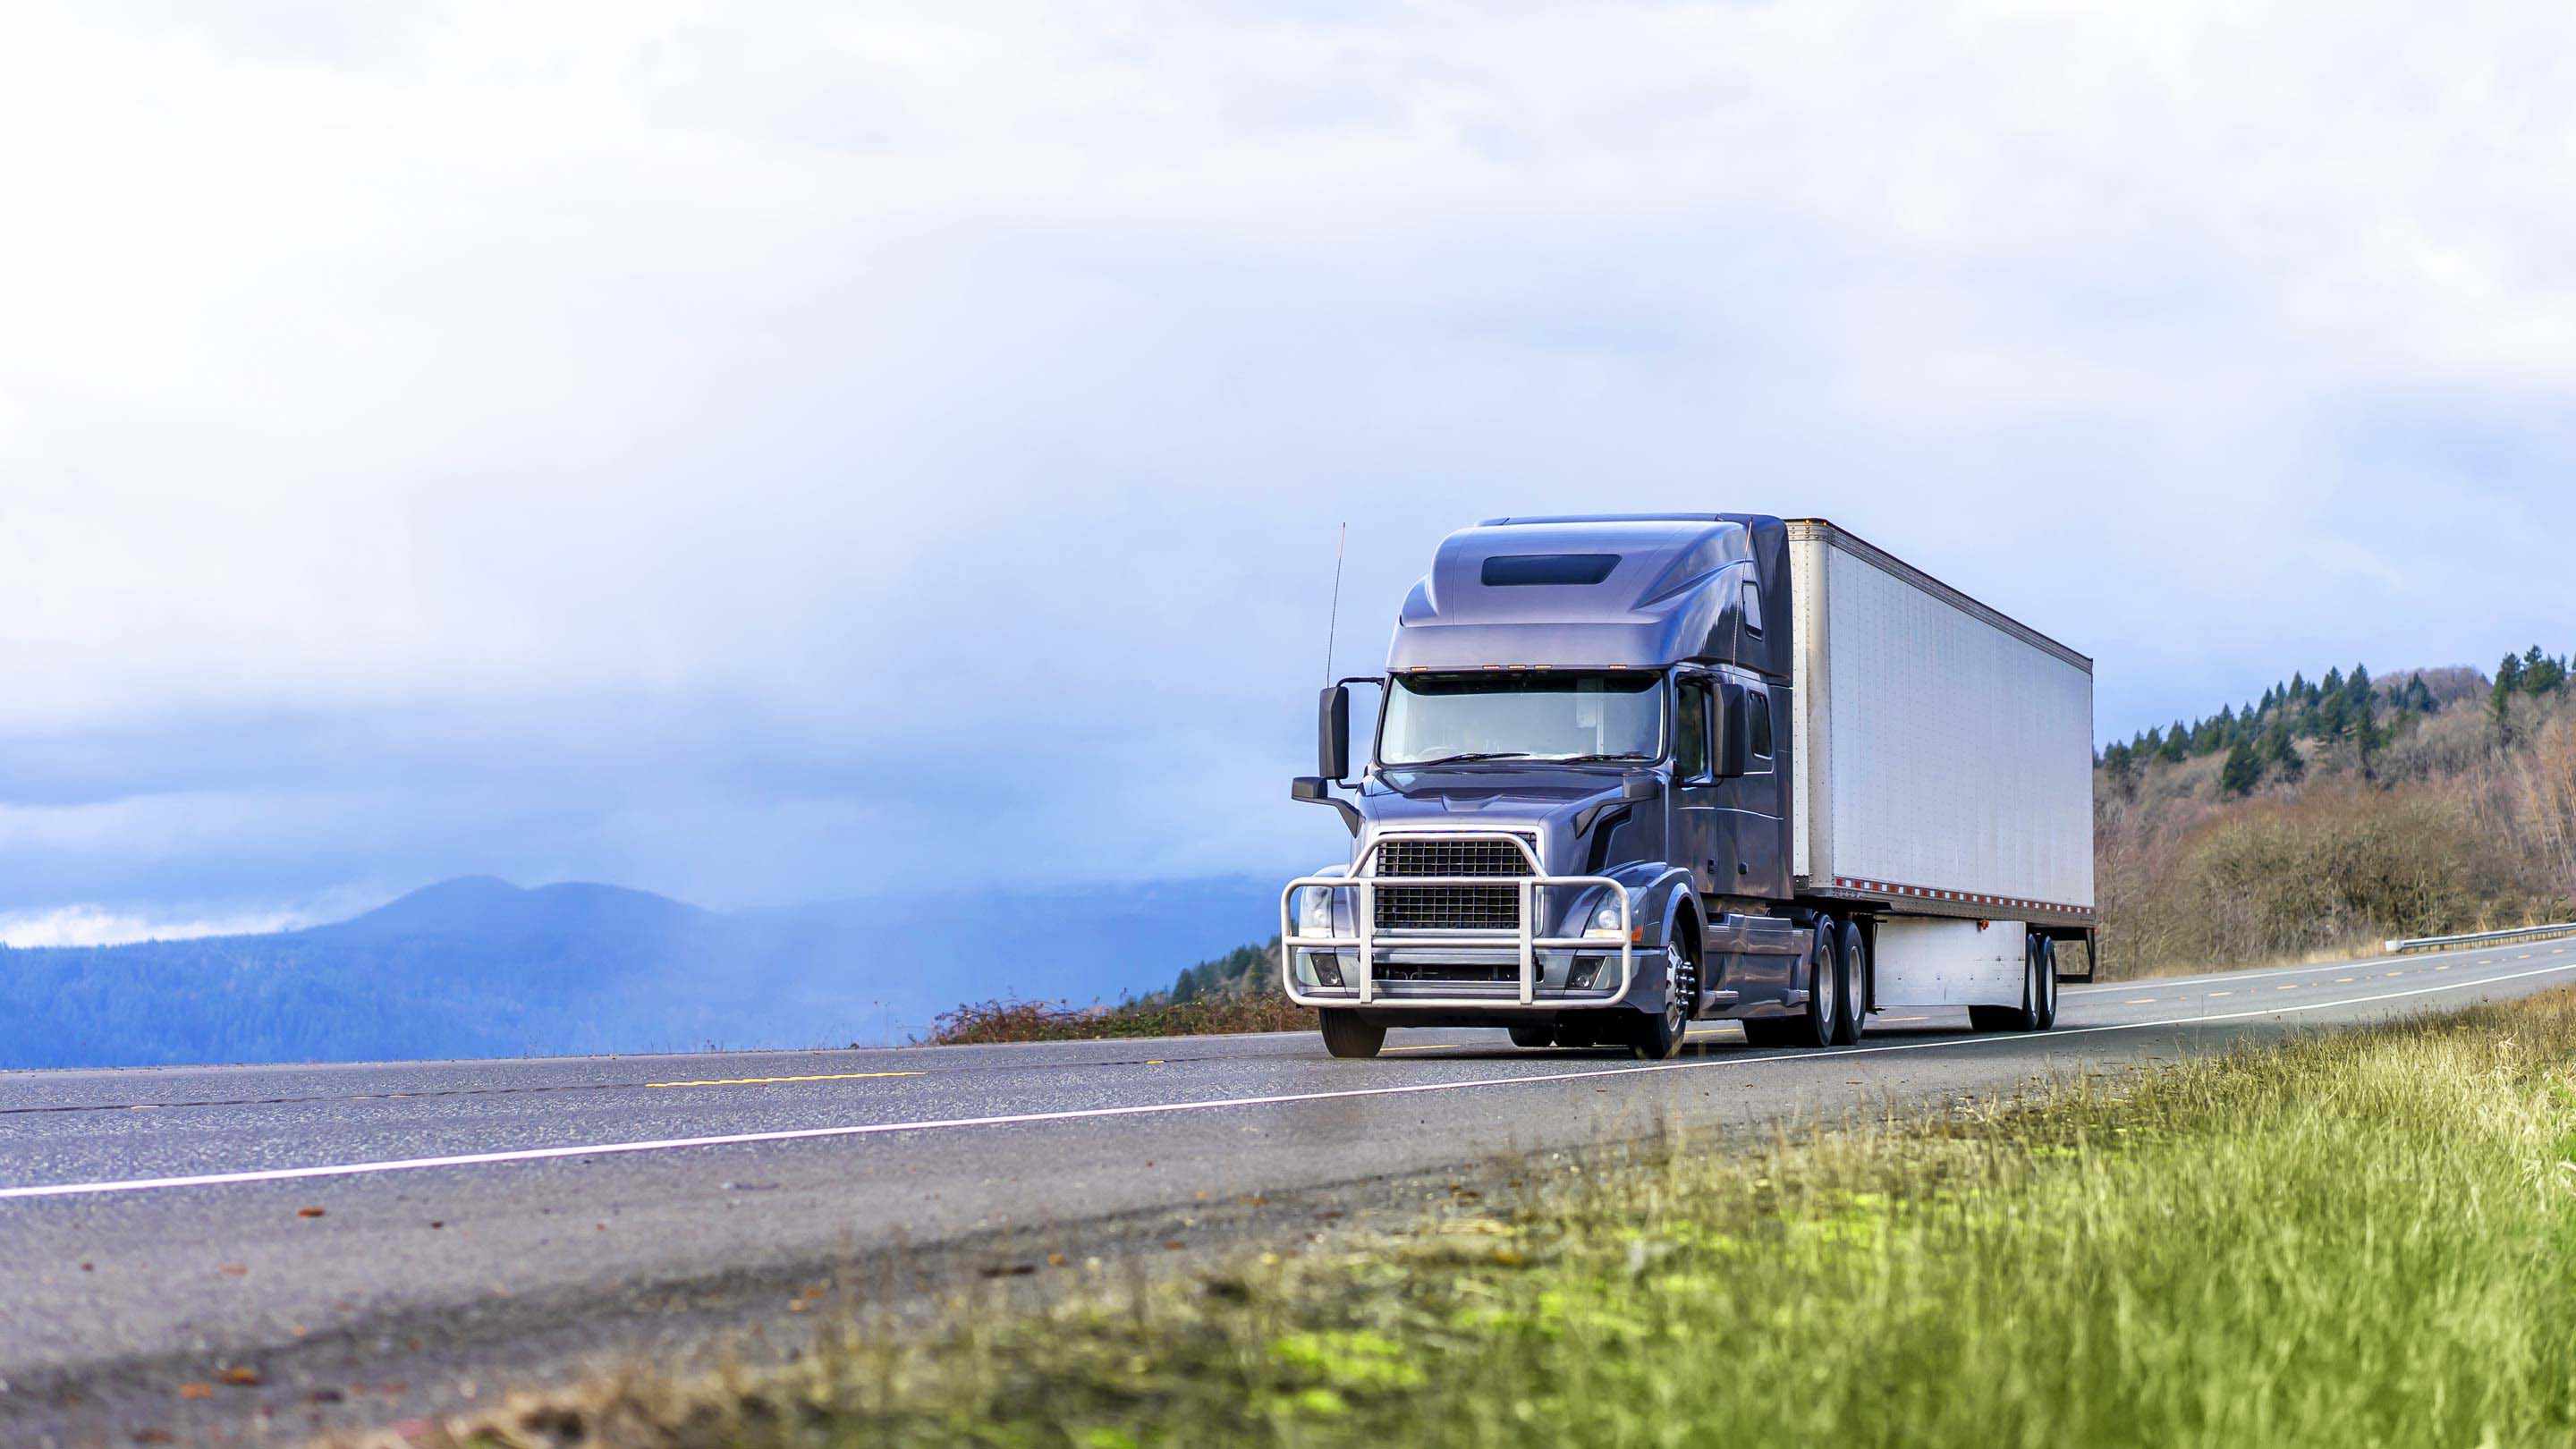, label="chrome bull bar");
[1276,832,1635,1009]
